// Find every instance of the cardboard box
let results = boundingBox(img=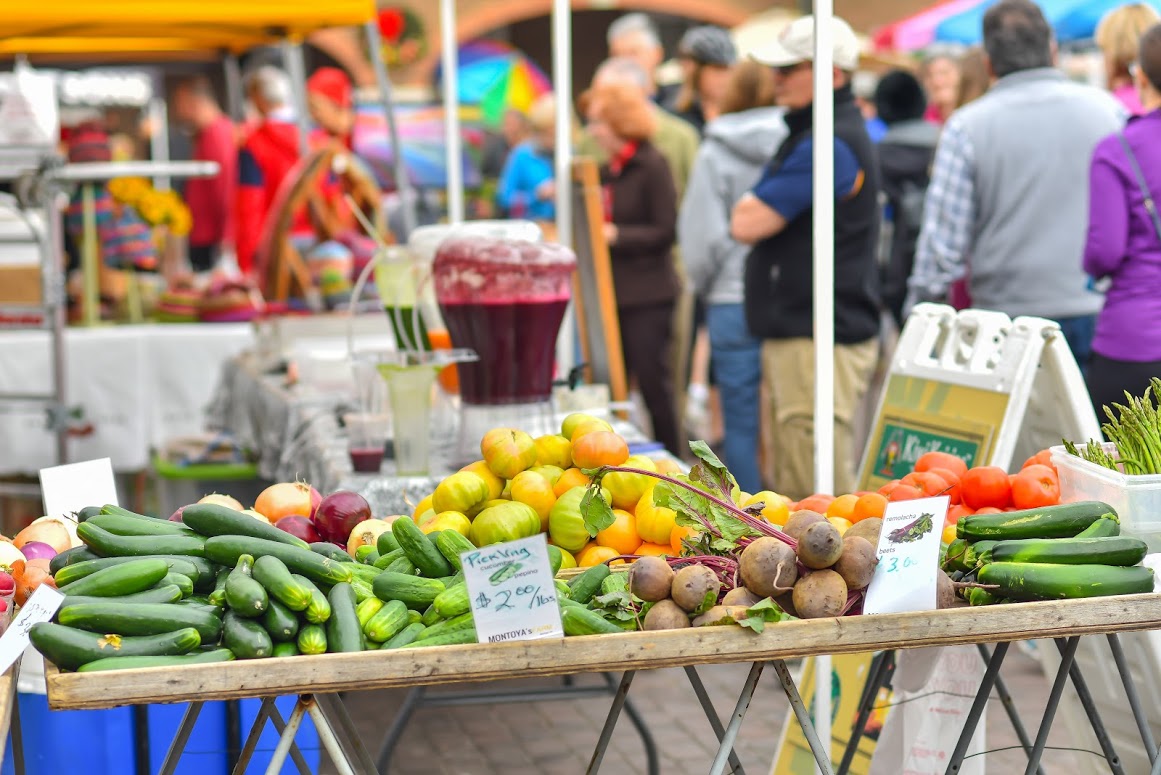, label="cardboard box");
[0,265,40,304]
